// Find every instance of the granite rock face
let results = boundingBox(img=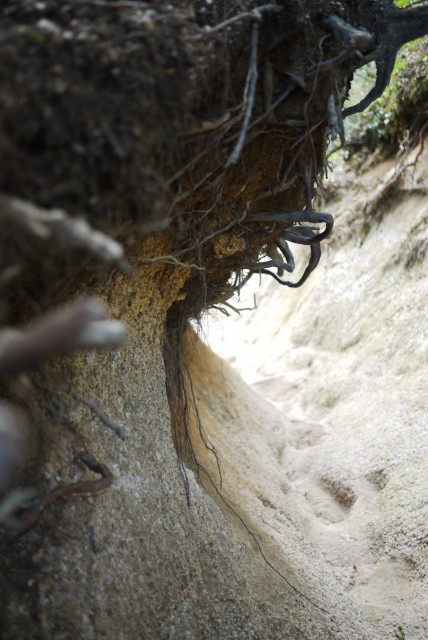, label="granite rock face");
[206,145,428,639]
[0,259,380,640]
